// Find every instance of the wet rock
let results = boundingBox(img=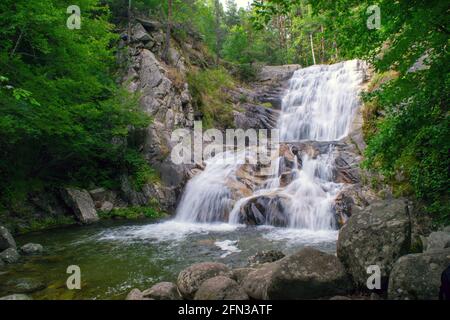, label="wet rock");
[0,259,4,268]
[142,282,182,300]
[0,248,20,264]
[388,248,450,300]
[330,296,352,300]
[337,199,411,289]
[20,243,43,255]
[177,262,231,299]
[424,231,450,252]
[194,276,248,300]
[237,195,290,227]
[61,188,99,224]
[248,250,285,266]
[0,225,16,251]
[0,294,32,300]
